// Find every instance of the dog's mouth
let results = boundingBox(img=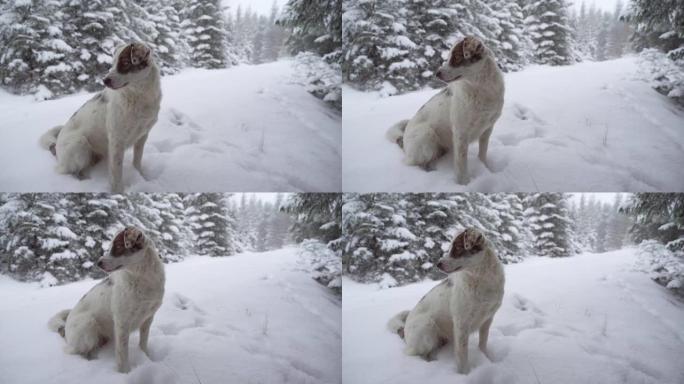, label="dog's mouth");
[106,82,128,90]
[436,73,462,83]
[100,264,123,273]
[437,264,463,274]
